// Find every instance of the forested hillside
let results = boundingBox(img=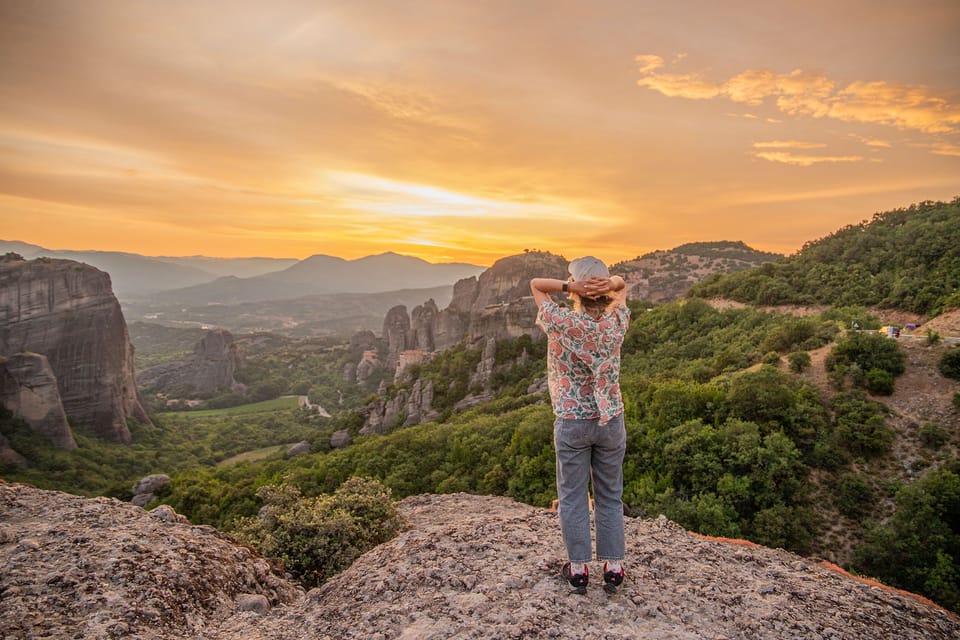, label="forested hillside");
[691,198,960,315]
